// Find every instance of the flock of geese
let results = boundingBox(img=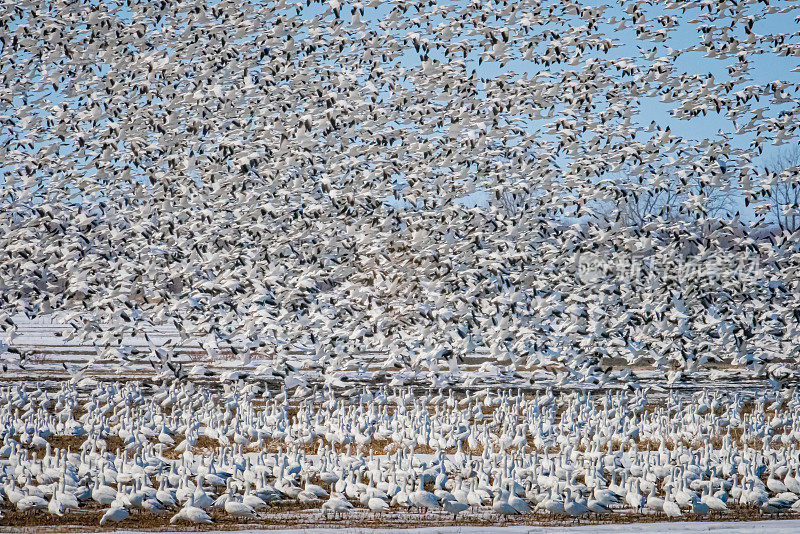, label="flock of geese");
[2,381,800,526]
[2,1,800,529]
[1,0,800,391]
